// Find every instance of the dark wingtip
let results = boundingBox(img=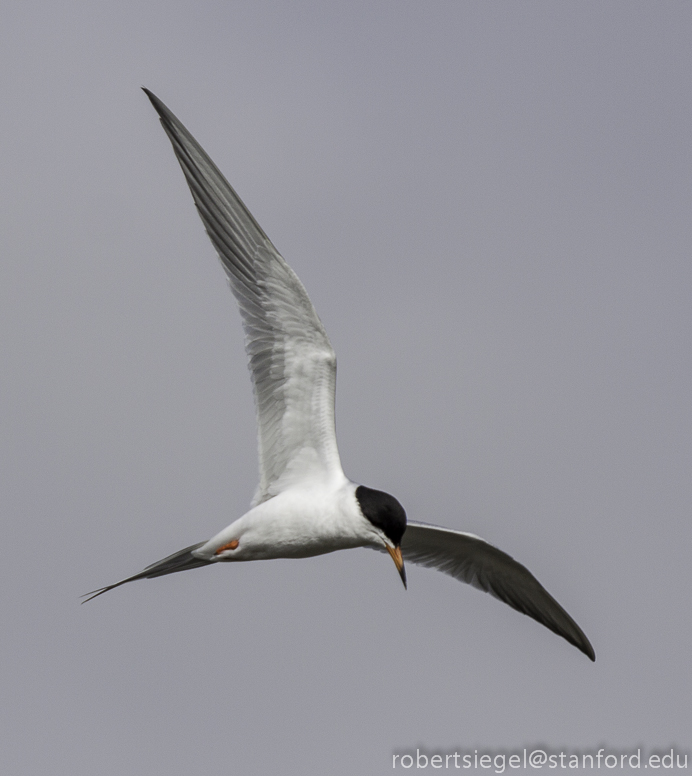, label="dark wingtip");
[557,613,595,661]
[142,87,166,114]
[559,620,595,661]
[582,639,596,662]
